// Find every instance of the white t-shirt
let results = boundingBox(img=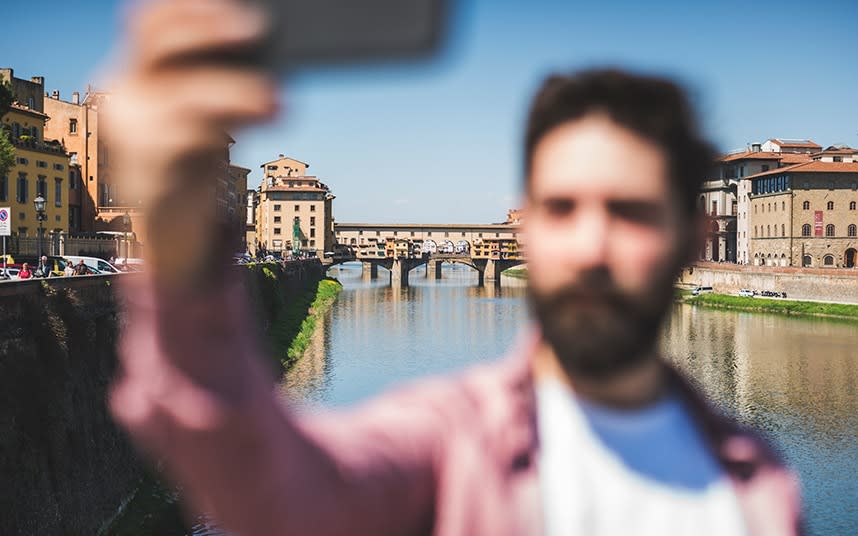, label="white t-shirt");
[536,379,747,536]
